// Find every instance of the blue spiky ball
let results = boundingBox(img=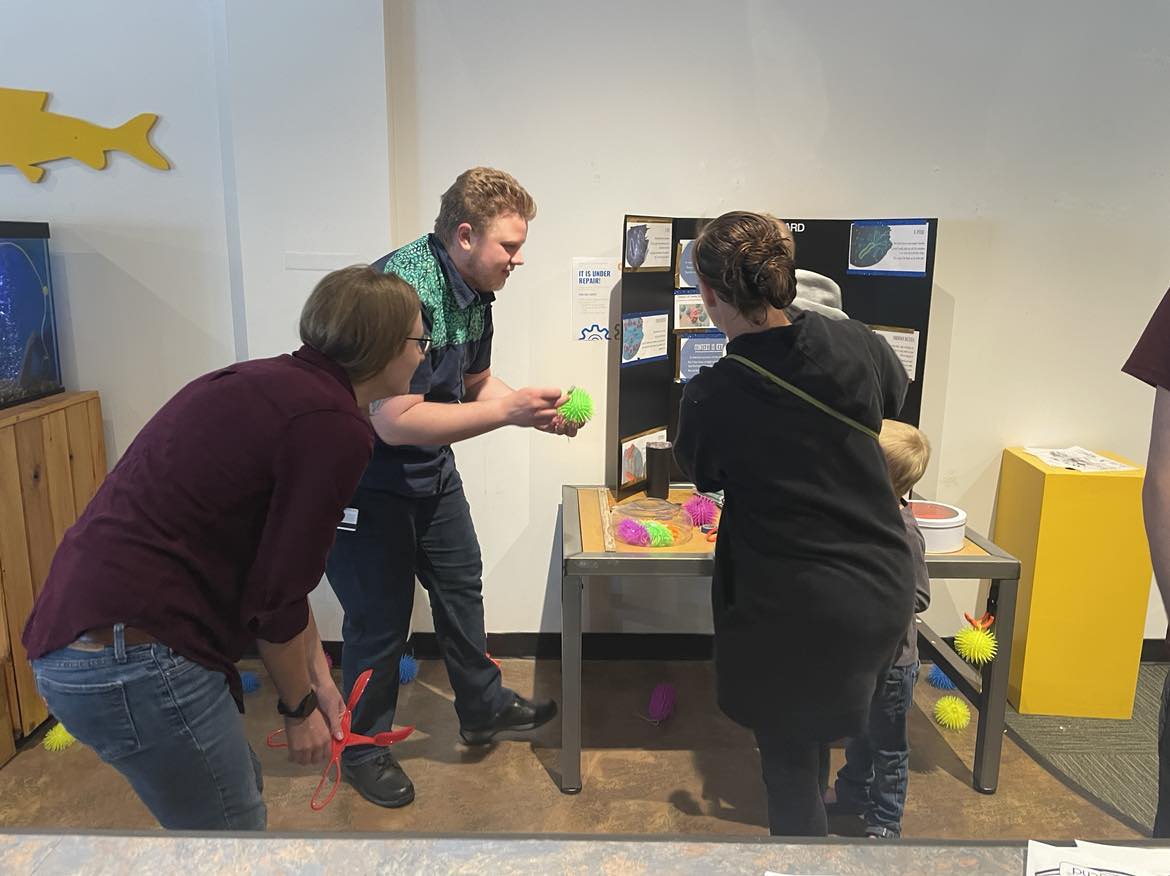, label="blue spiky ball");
[240,670,261,693]
[927,664,957,690]
[399,653,419,685]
